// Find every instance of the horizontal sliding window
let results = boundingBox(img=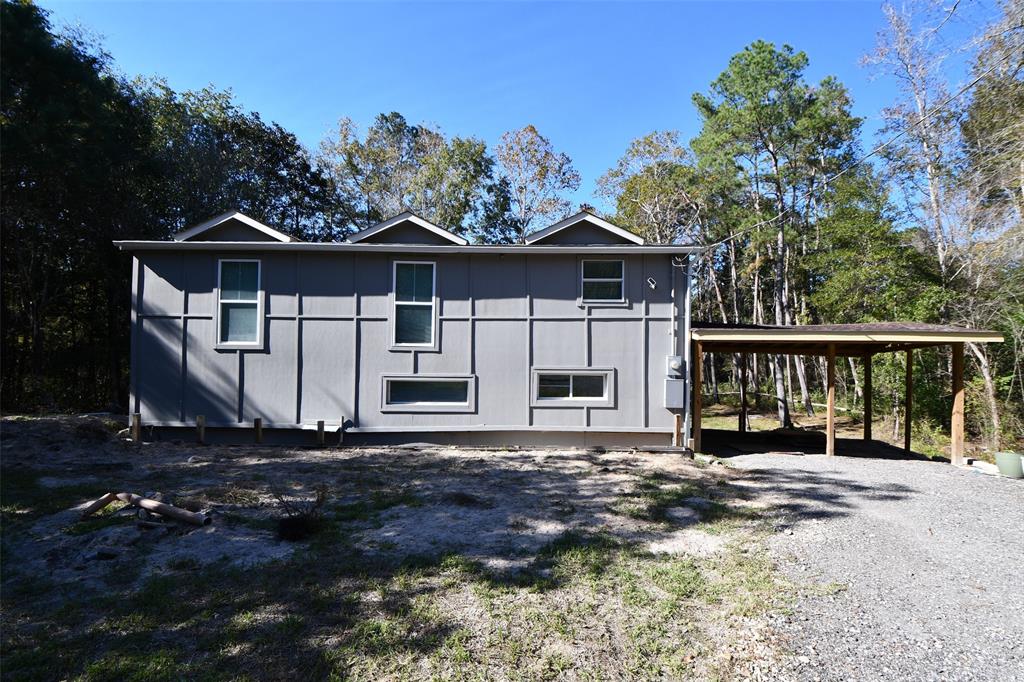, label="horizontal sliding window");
[393,261,435,346]
[218,260,261,346]
[381,375,476,413]
[532,369,614,407]
[581,260,624,302]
